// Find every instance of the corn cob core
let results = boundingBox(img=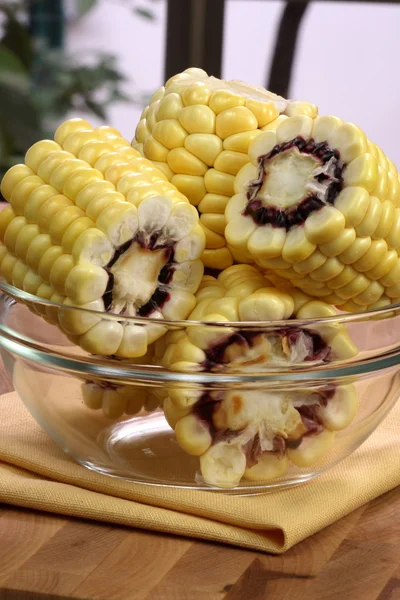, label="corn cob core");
[133,67,317,270]
[0,118,206,358]
[156,265,358,488]
[225,114,400,311]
